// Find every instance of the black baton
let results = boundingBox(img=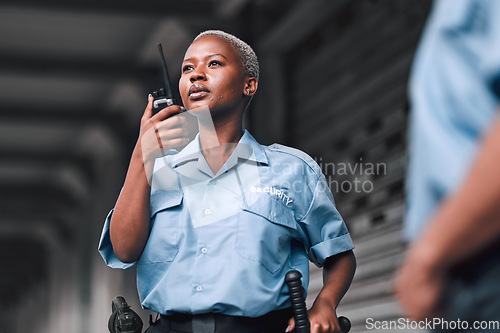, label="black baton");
[285,270,351,333]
